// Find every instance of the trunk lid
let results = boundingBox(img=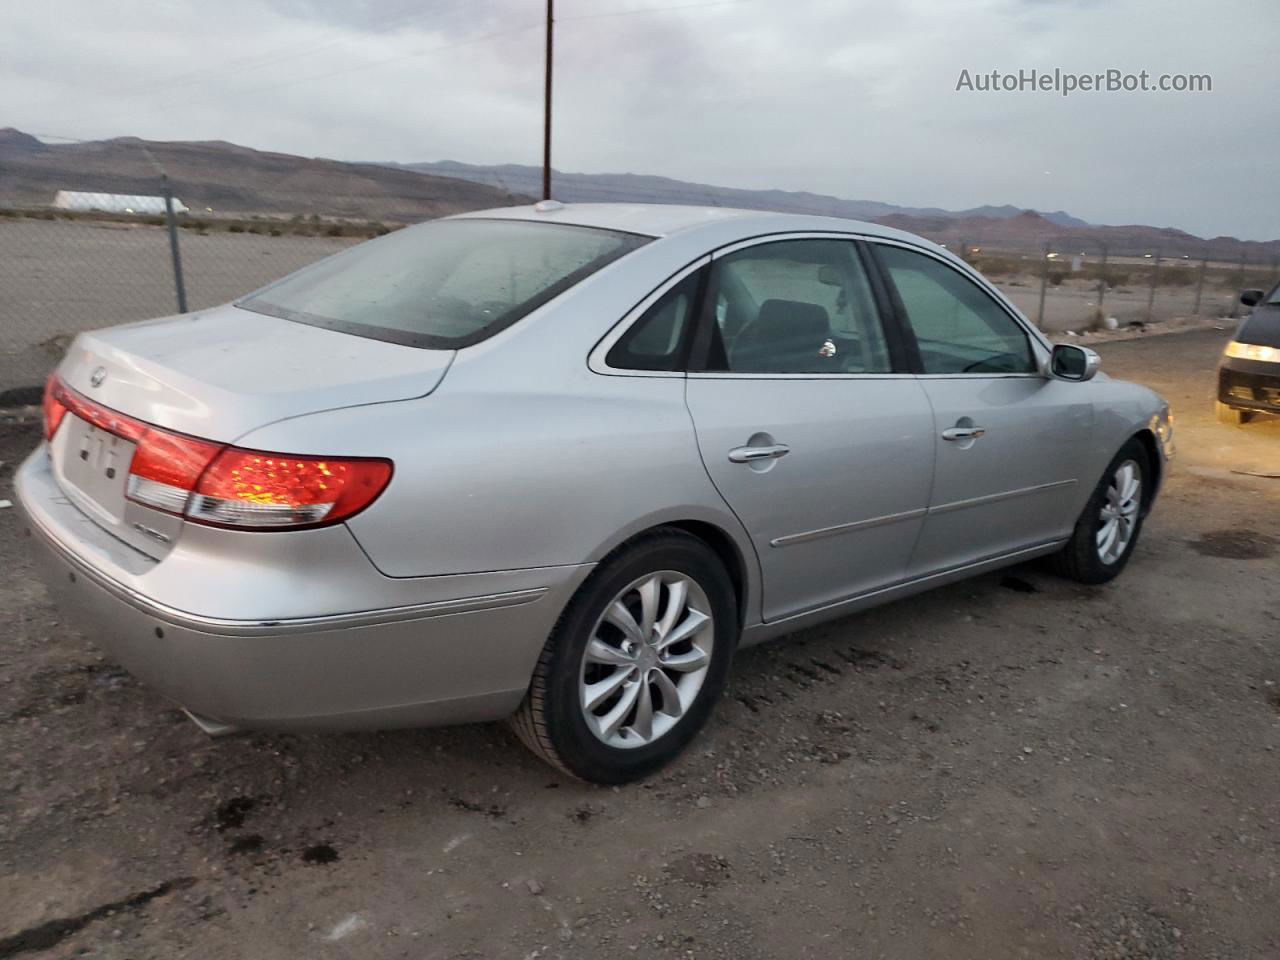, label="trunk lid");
[49,304,451,558]
[57,303,453,442]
